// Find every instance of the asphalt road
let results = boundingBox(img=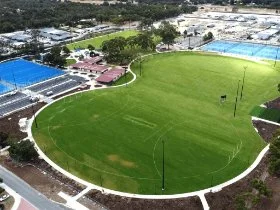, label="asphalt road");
[0,165,71,210]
